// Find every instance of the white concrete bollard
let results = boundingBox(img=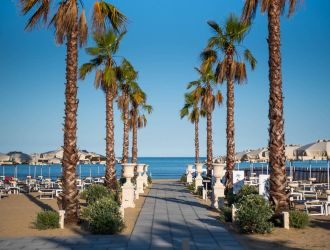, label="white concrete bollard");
[283,211,290,229]
[58,210,65,229]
